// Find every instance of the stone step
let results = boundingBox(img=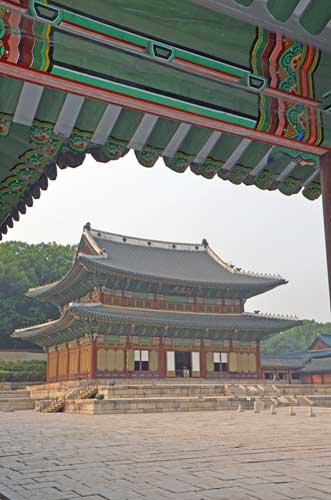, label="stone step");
[0,390,30,399]
[65,396,254,415]
[0,398,34,411]
[100,384,226,399]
